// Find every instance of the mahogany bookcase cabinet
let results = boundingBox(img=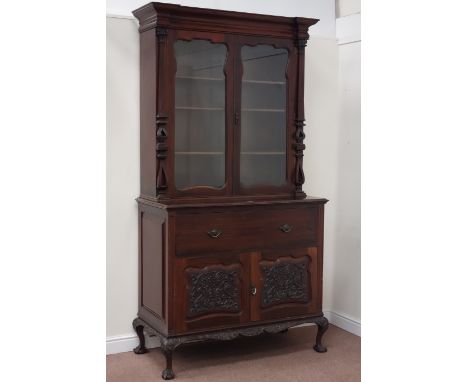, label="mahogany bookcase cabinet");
[132,2,329,379]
